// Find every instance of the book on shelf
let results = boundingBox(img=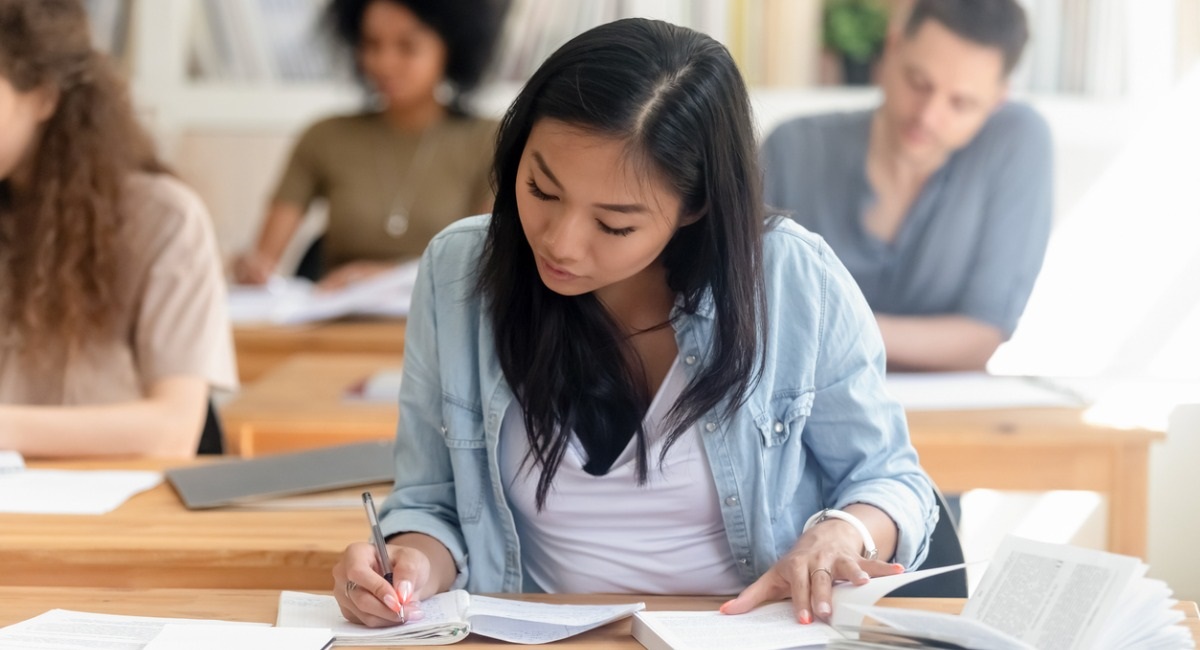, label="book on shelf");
[275,589,644,646]
[227,259,418,326]
[633,537,1193,650]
